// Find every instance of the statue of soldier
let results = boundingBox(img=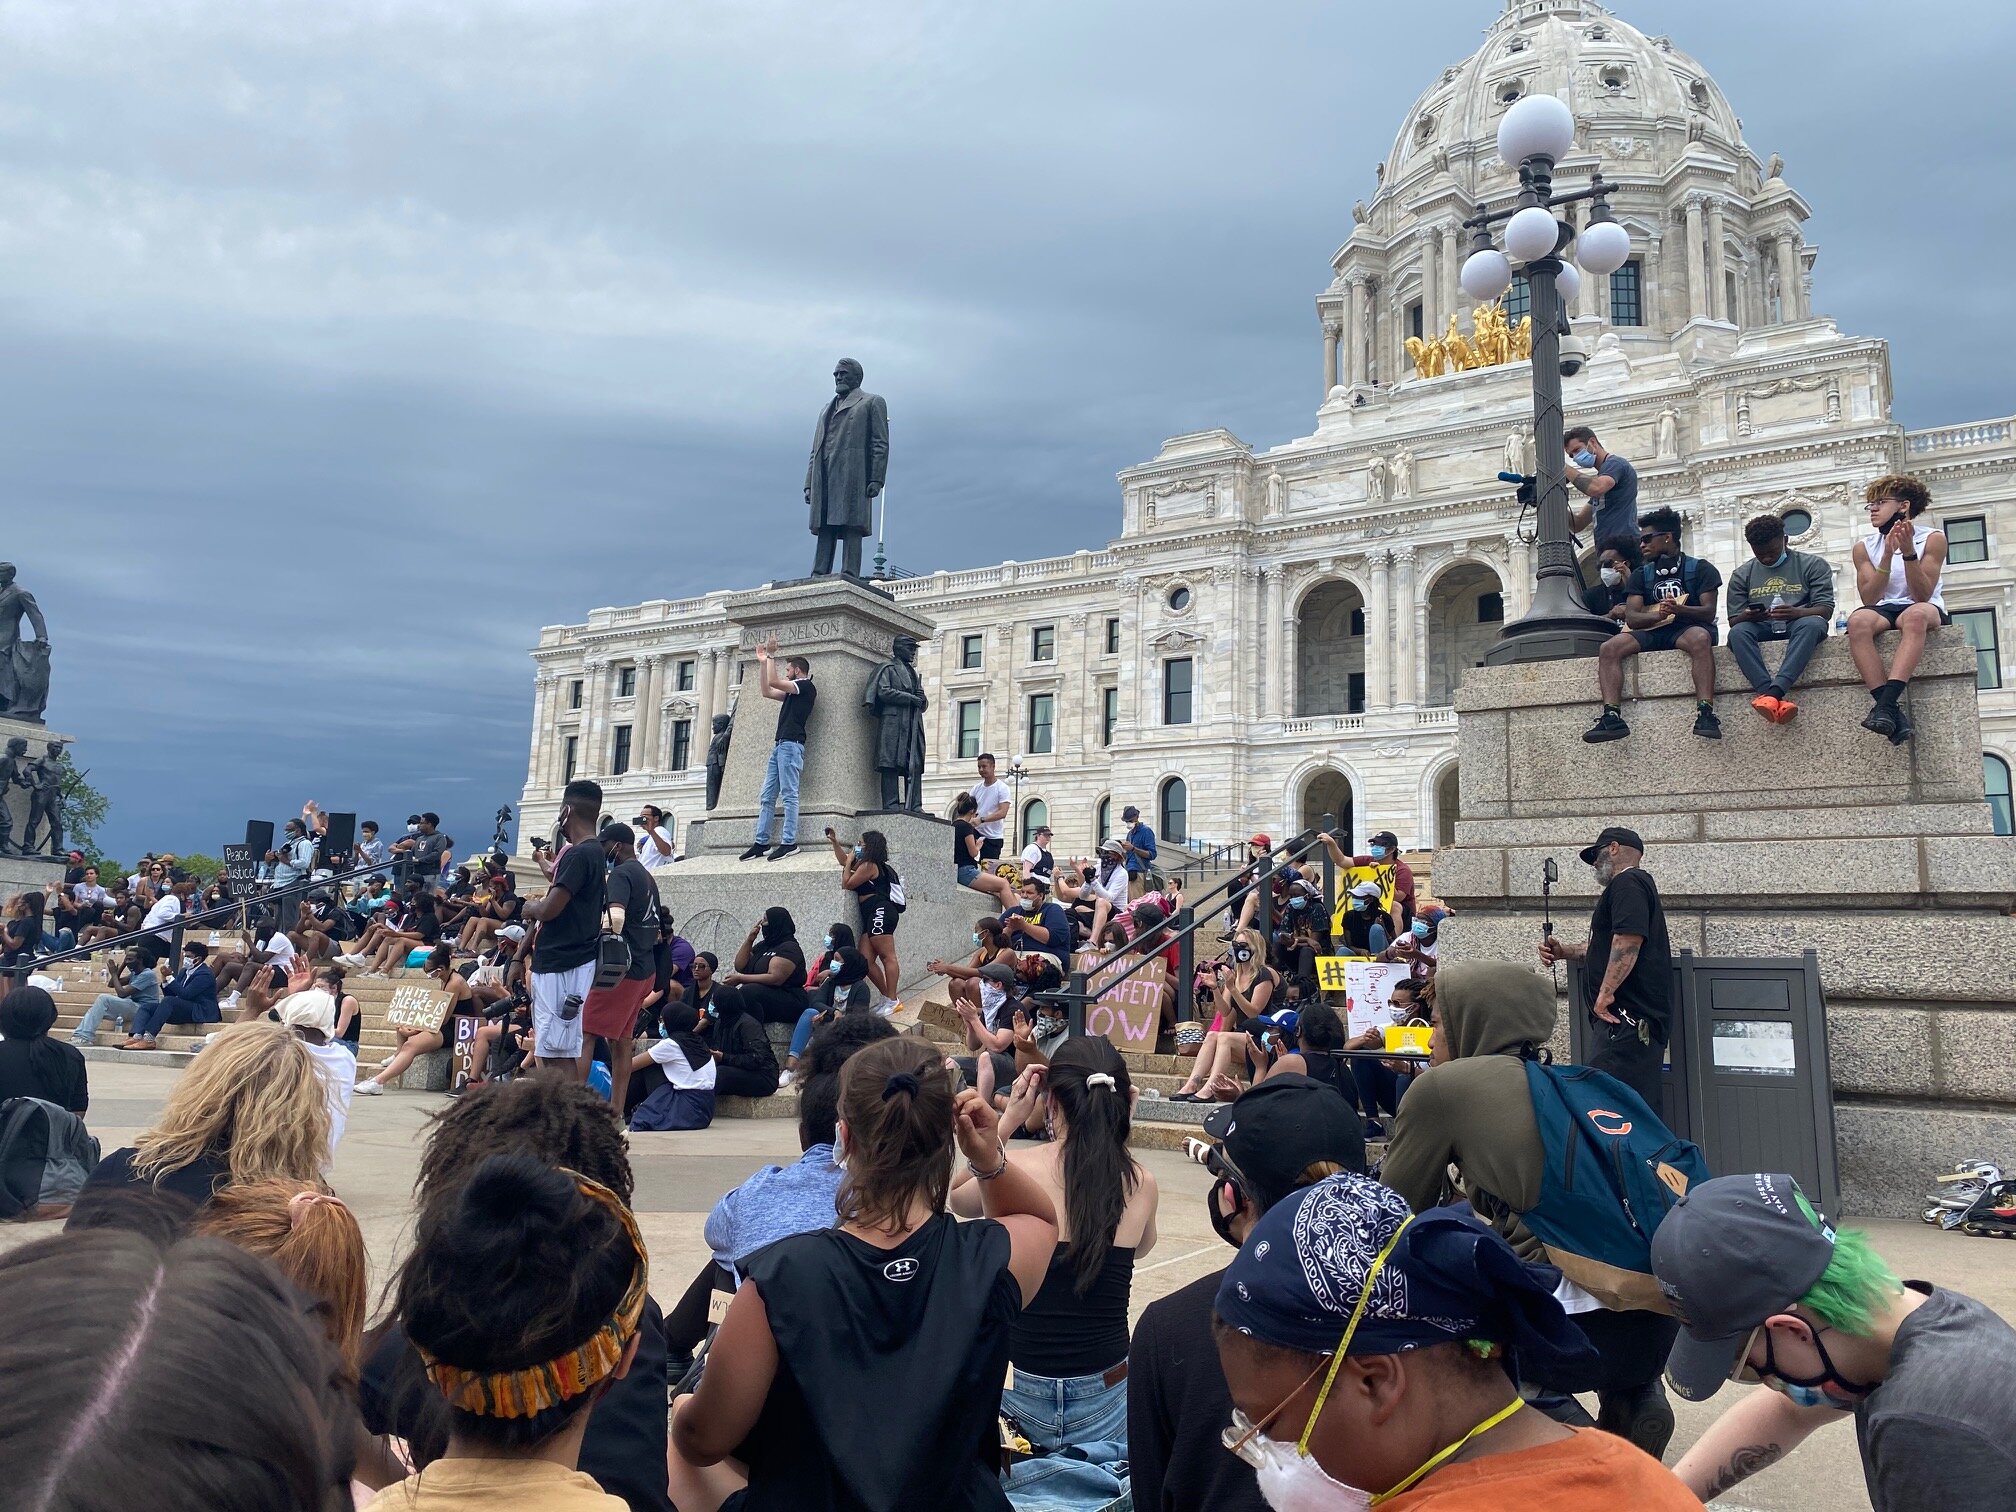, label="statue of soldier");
[22,739,64,856]
[704,712,734,811]
[864,635,928,811]
[0,563,51,723]
[805,359,889,578]
[0,737,28,856]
